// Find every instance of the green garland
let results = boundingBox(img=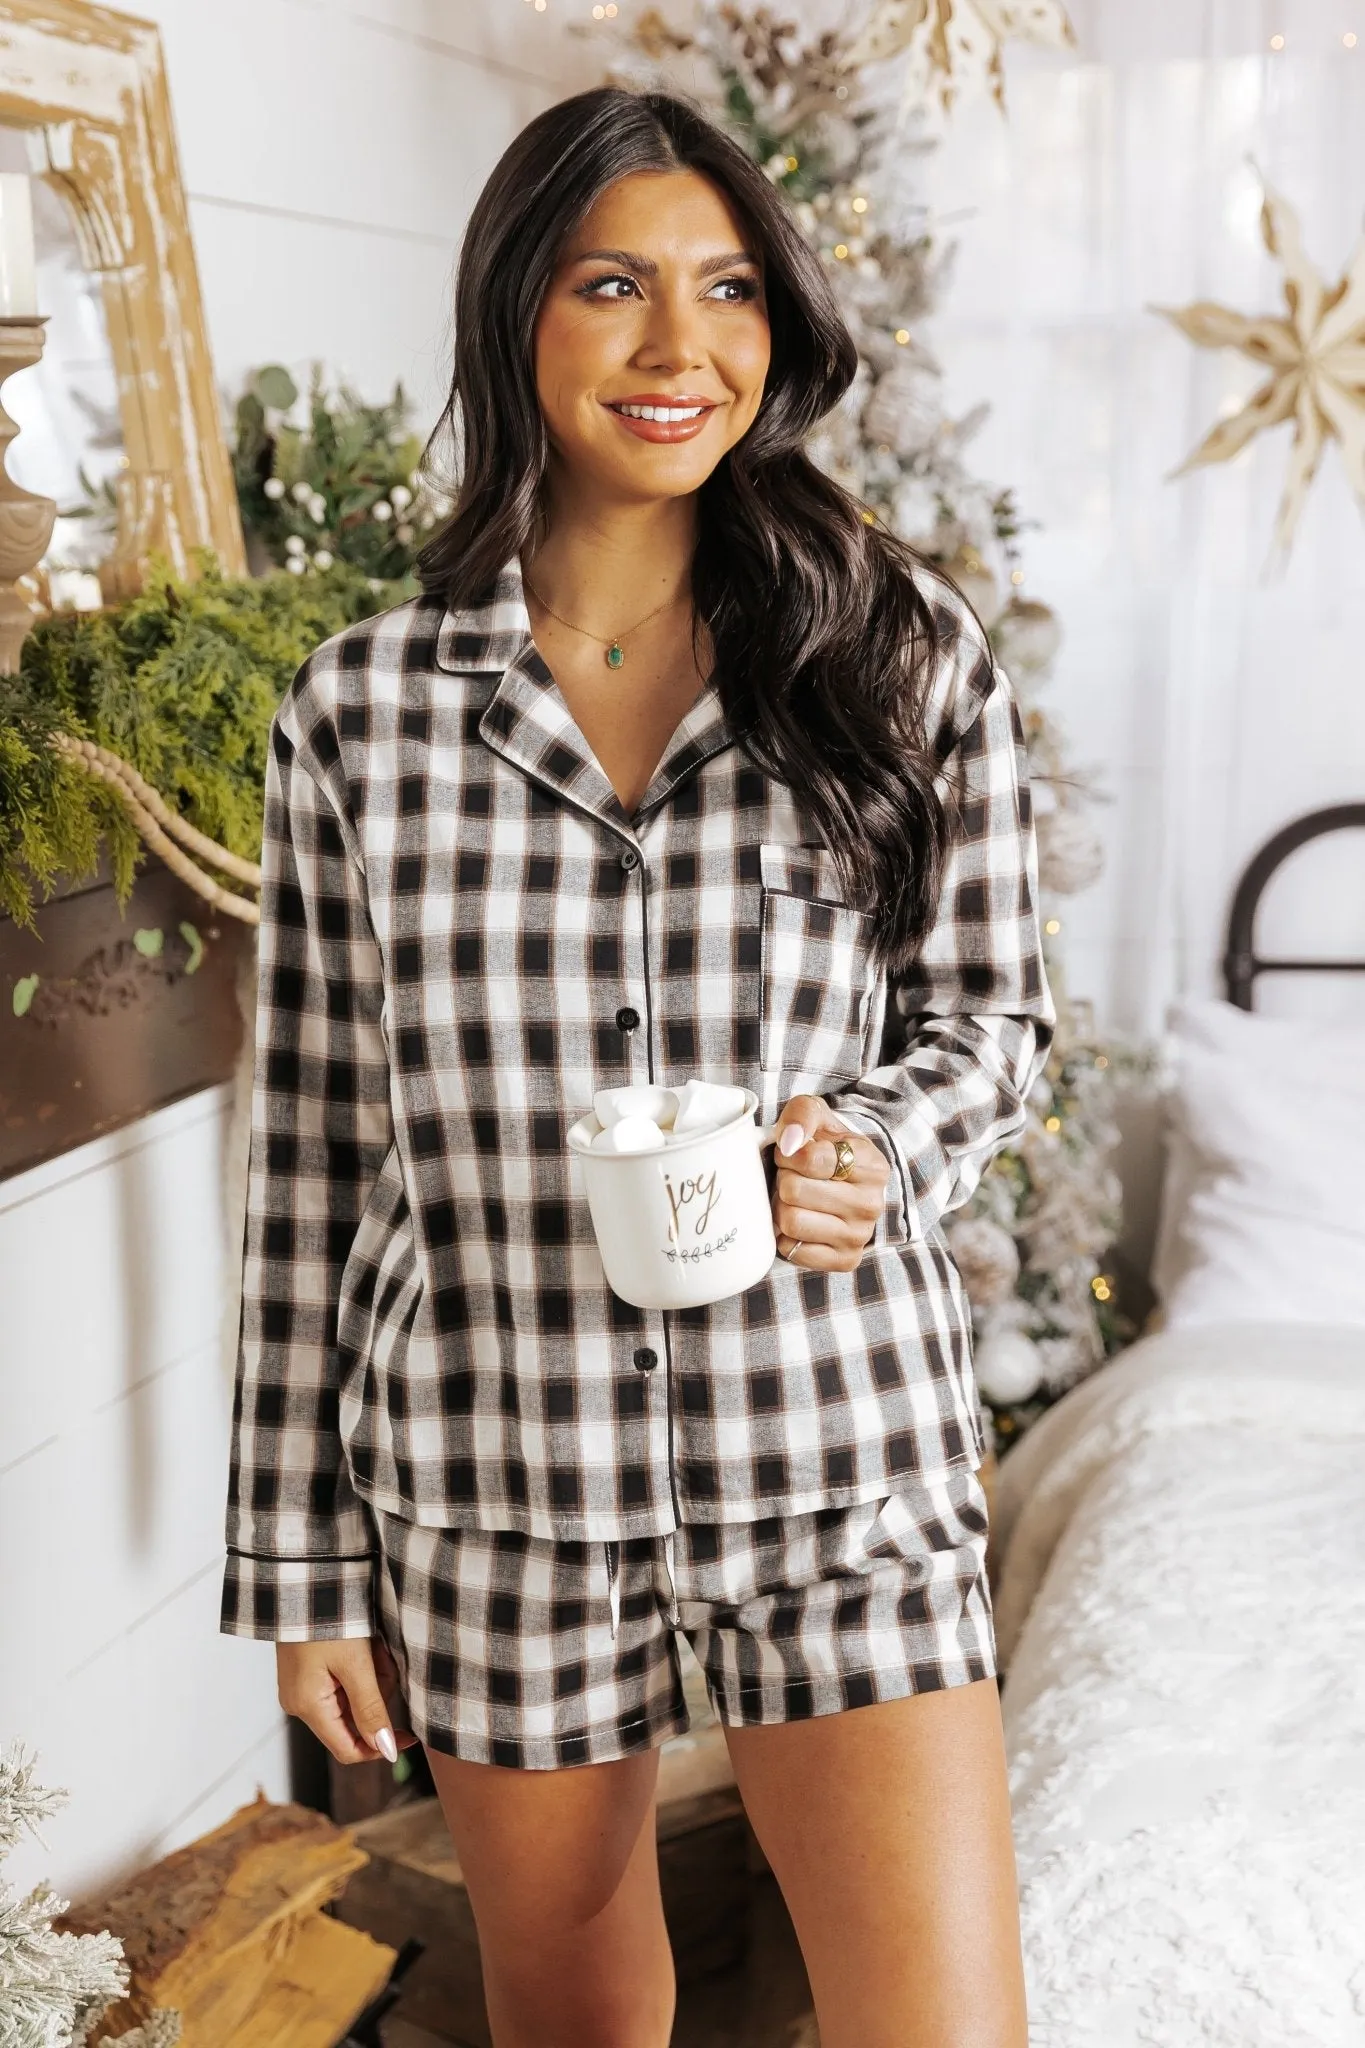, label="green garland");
[0,557,395,930]
[233,364,445,581]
